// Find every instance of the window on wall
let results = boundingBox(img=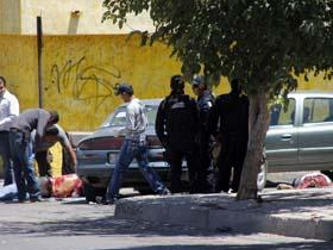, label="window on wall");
[270,99,296,126]
[303,98,333,124]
